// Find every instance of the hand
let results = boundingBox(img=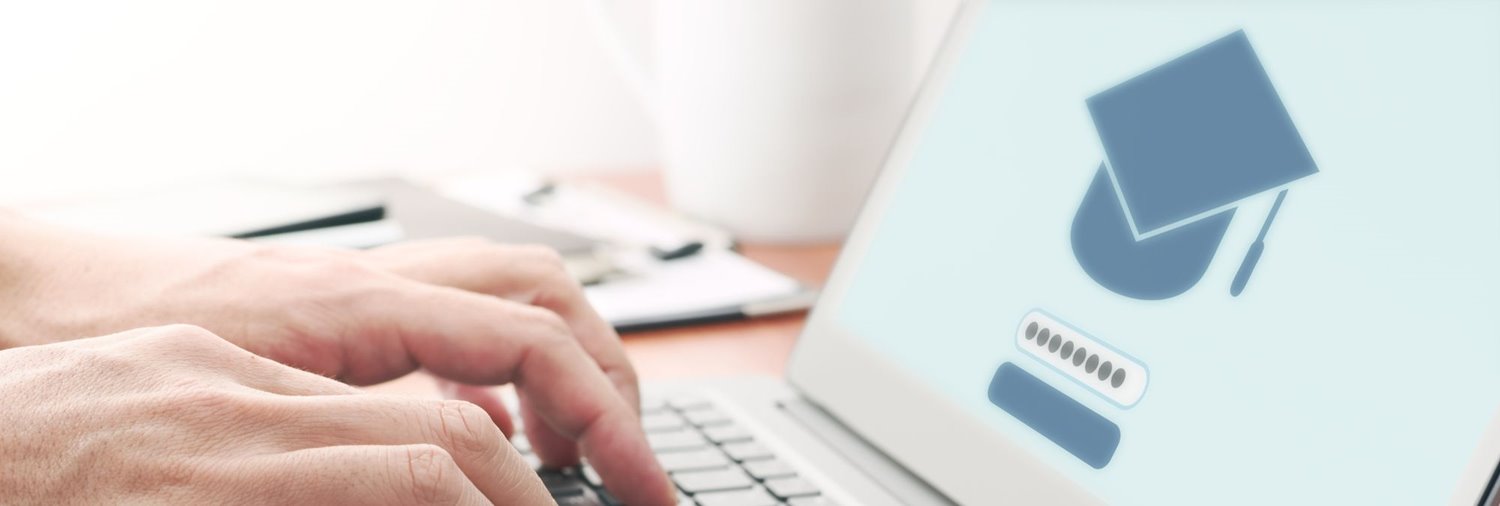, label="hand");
[0,325,551,504]
[0,216,675,504]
